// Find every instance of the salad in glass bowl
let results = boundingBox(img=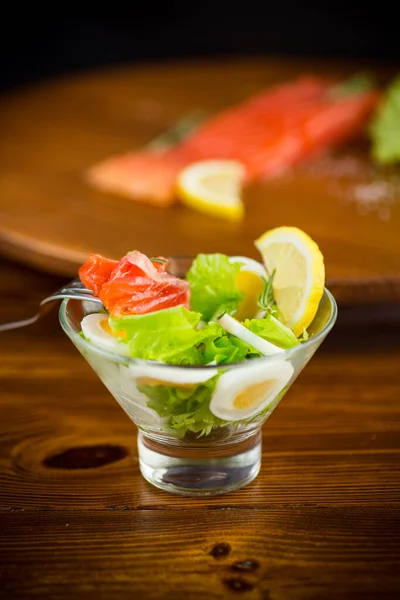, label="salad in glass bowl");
[60,227,337,496]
